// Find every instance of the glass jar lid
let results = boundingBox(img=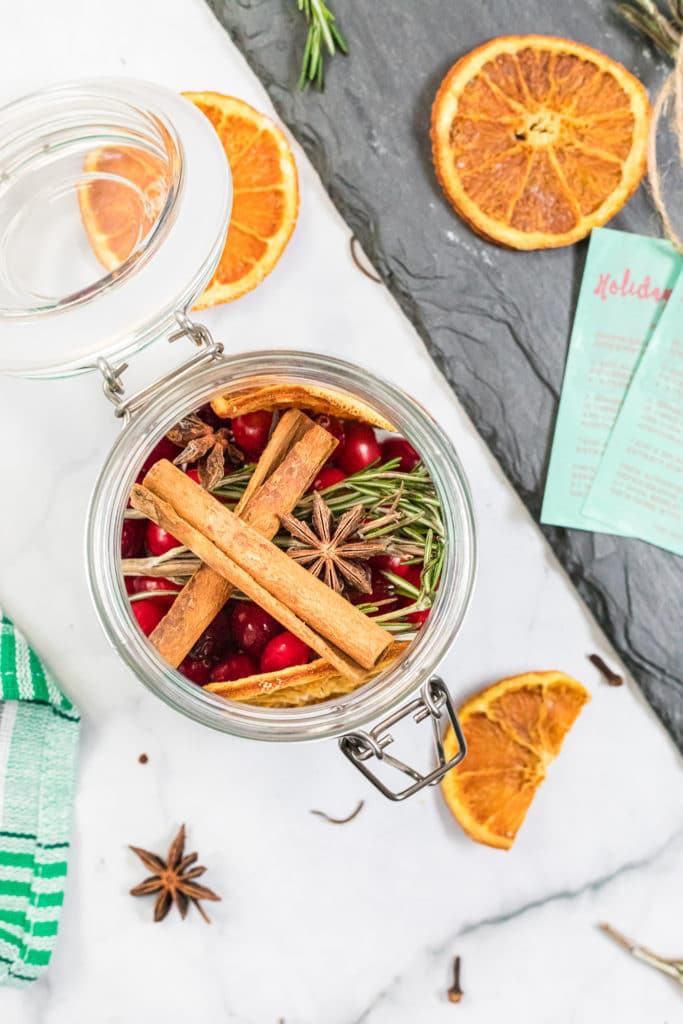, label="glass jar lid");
[0,79,231,378]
